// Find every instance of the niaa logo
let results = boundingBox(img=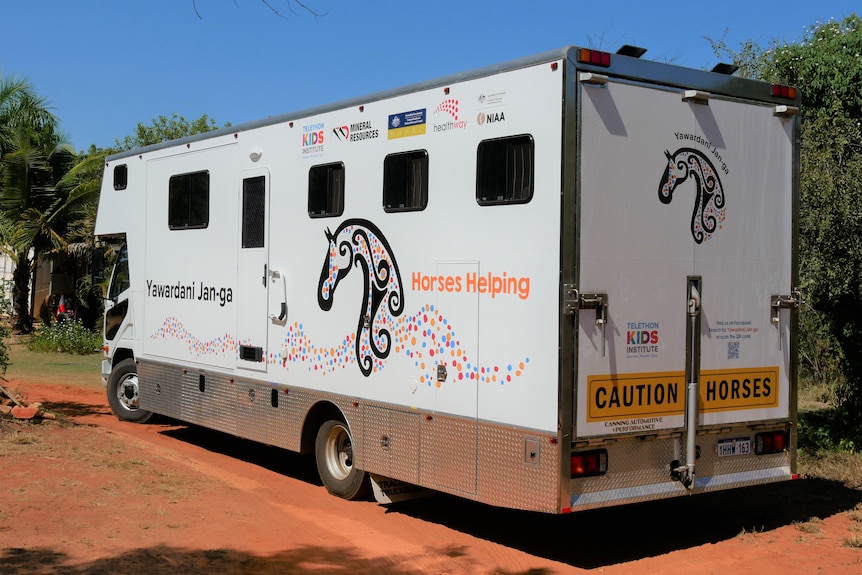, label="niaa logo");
[476,111,506,125]
[658,148,726,244]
